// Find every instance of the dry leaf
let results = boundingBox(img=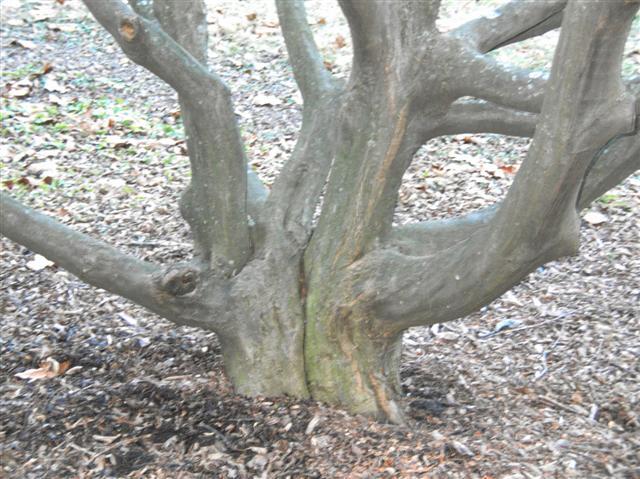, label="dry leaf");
[335,35,346,49]
[43,78,67,93]
[15,358,70,381]
[10,39,37,50]
[437,331,459,341]
[253,93,282,106]
[583,211,608,225]
[26,254,55,271]
[8,85,31,98]
[47,23,76,33]
[246,12,257,21]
